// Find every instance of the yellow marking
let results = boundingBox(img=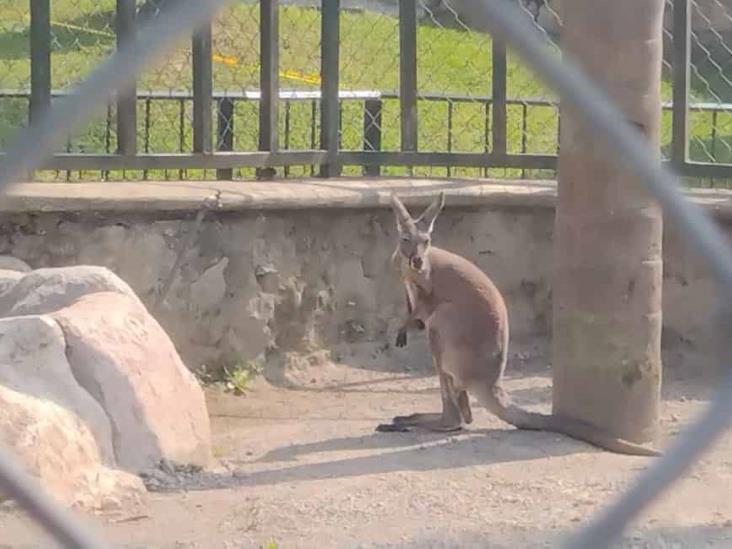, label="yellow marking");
[213,52,321,85]
[47,18,321,86]
[212,53,239,66]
